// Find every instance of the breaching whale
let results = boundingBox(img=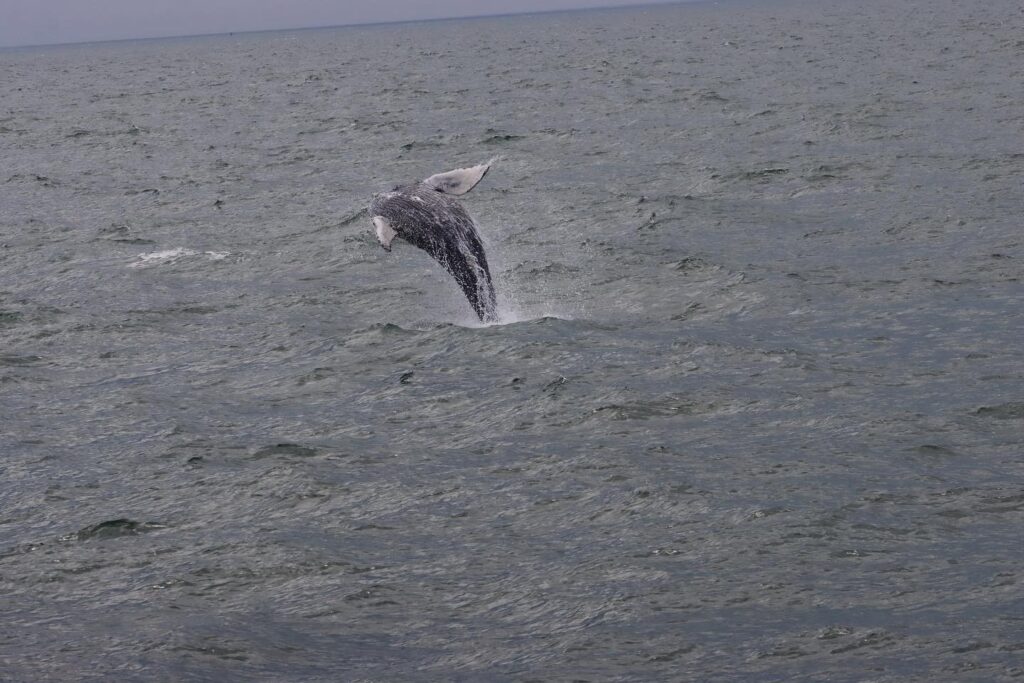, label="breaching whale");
[370,159,498,322]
